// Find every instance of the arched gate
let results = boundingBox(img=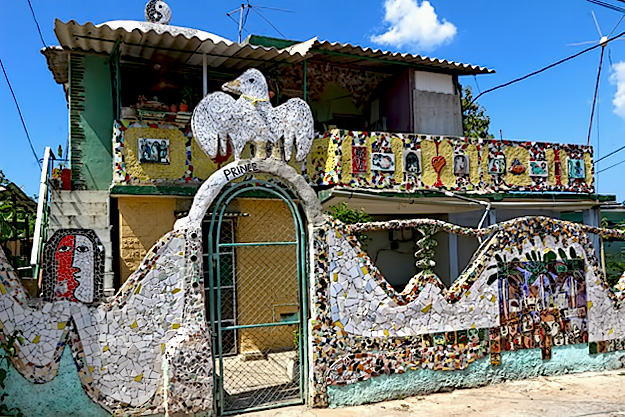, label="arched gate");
[204,179,307,415]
